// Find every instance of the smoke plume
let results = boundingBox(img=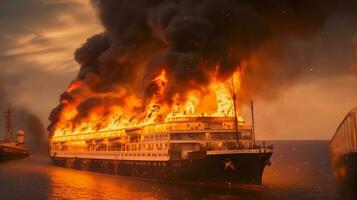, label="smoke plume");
[48,0,357,134]
[0,86,48,154]
[13,109,48,154]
